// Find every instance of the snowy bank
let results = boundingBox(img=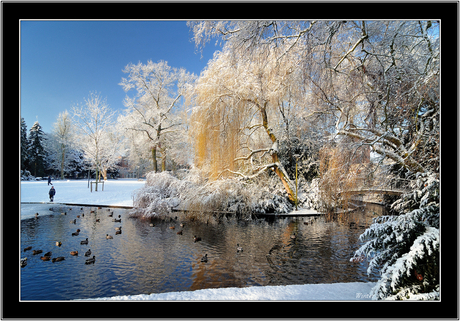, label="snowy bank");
[20,179,145,220]
[83,282,376,301]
